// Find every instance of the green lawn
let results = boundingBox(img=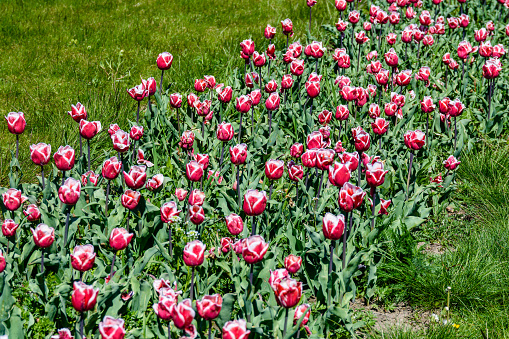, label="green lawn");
[0,0,335,182]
